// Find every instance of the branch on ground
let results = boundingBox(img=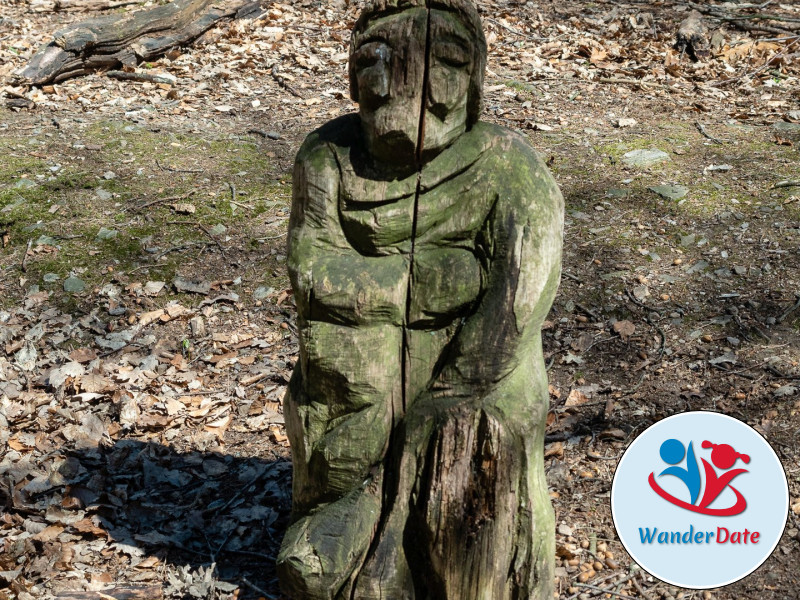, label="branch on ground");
[688,1,800,35]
